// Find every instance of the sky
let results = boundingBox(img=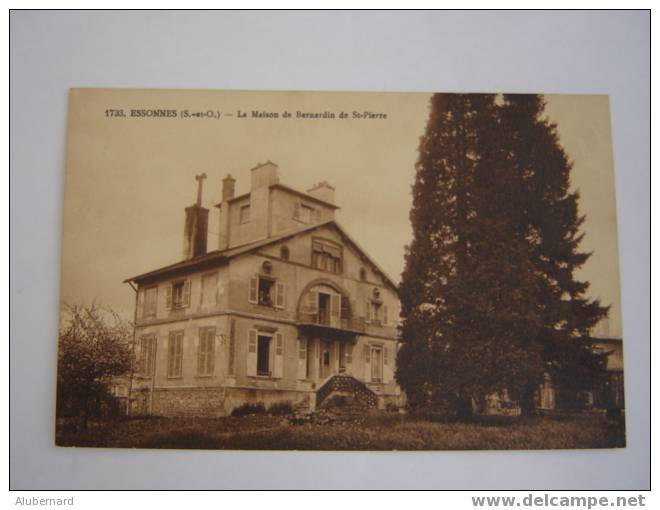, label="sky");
[60,89,622,337]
